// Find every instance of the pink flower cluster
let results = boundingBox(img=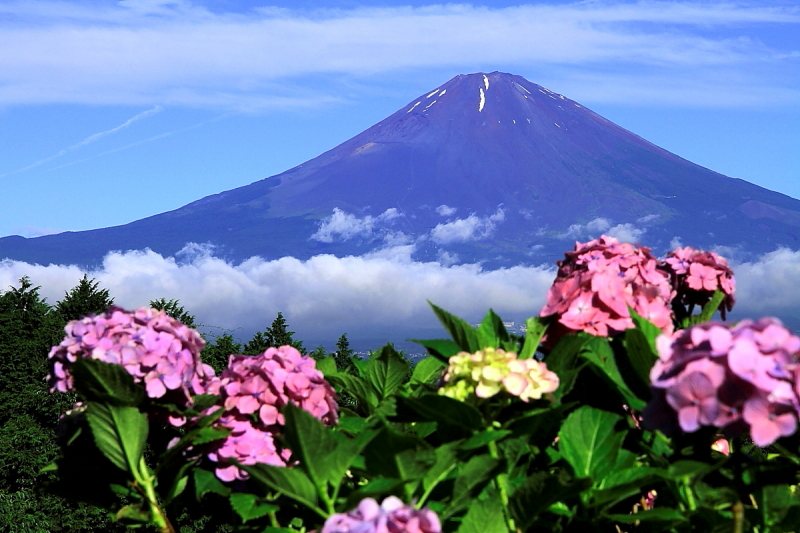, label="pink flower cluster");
[662,246,736,319]
[321,496,441,533]
[204,346,338,482]
[47,306,212,409]
[540,235,674,346]
[645,319,800,446]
